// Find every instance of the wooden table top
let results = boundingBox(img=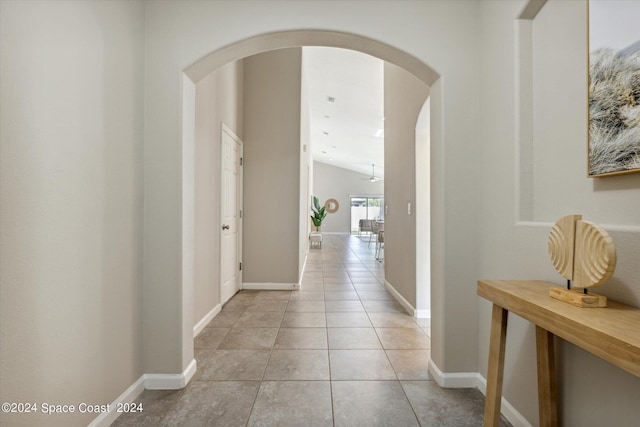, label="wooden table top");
[477,280,640,378]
